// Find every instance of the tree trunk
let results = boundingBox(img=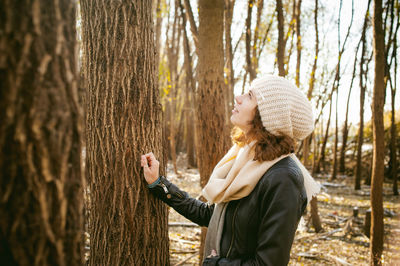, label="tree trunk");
[339,40,360,174]
[307,0,319,99]
[224,0,236,146]
[387,0,398,196]
[246,0,256,81]
[370,0,385,263]
[81,1,169,265]
[181,0,197,168]
[310,197,323,232]
[276,0,286,76]
[295,0,302,87]
[252,0,264,76]
[314,95,332,174]
[155,0,163,73]
[0,1,84,265]
[304,0,319,168]
[331,90,339,180]
[197,0,228,261]
[390,77,398,195]
[355,4,370,190]
[390,58,398,195]
[167,5,182,175]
